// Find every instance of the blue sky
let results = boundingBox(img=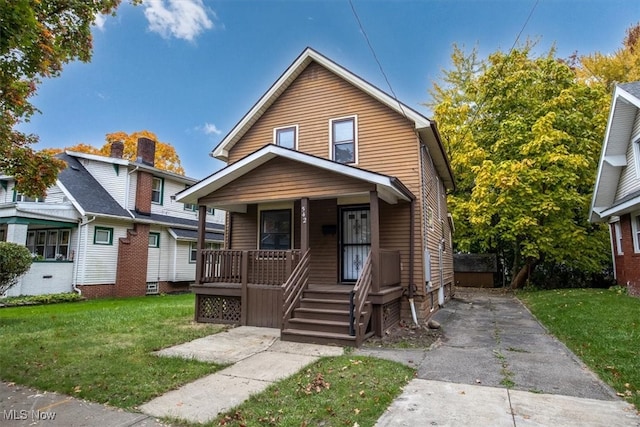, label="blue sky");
[20,0,640,179]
